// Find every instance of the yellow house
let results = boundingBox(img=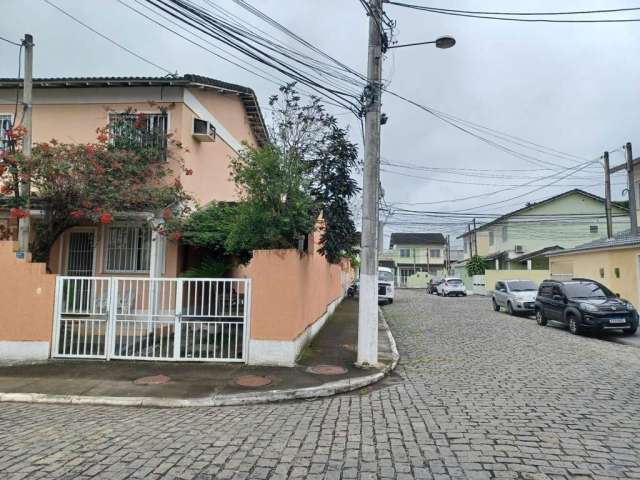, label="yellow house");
[547,231,640,307]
